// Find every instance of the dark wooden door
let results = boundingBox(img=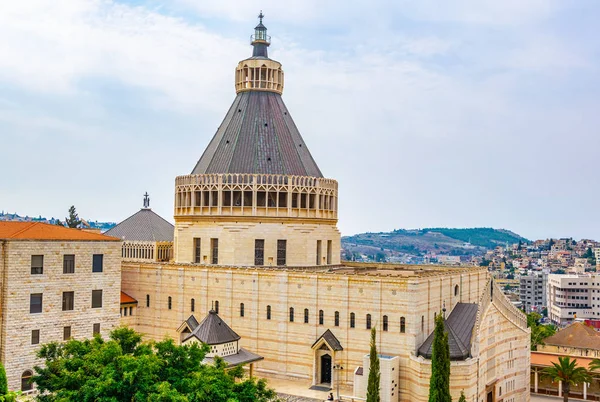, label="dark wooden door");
[487,390,493,402]
[320,354,332,383]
